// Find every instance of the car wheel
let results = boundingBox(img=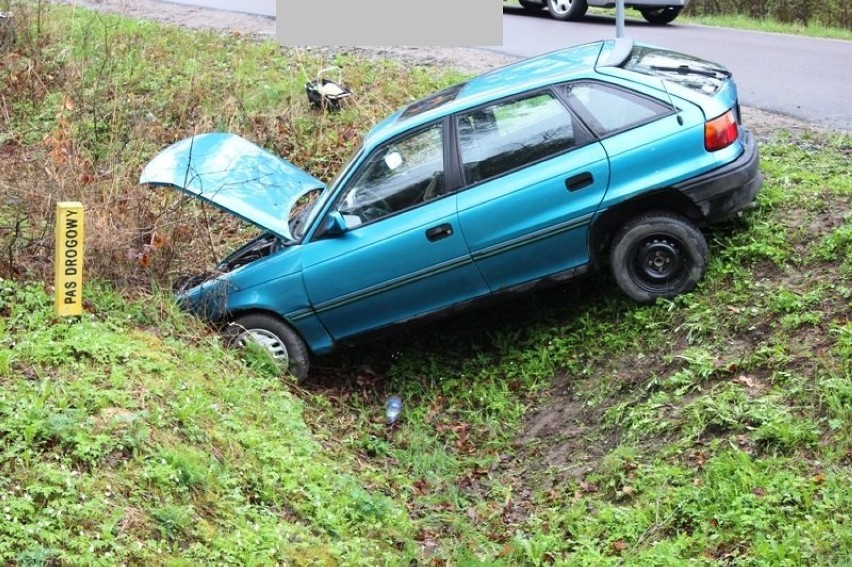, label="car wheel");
[546,0,587,21]
[227,313,310,382]
[639,6,682,24]
[610,212,708,304]
[518,0,544,10]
